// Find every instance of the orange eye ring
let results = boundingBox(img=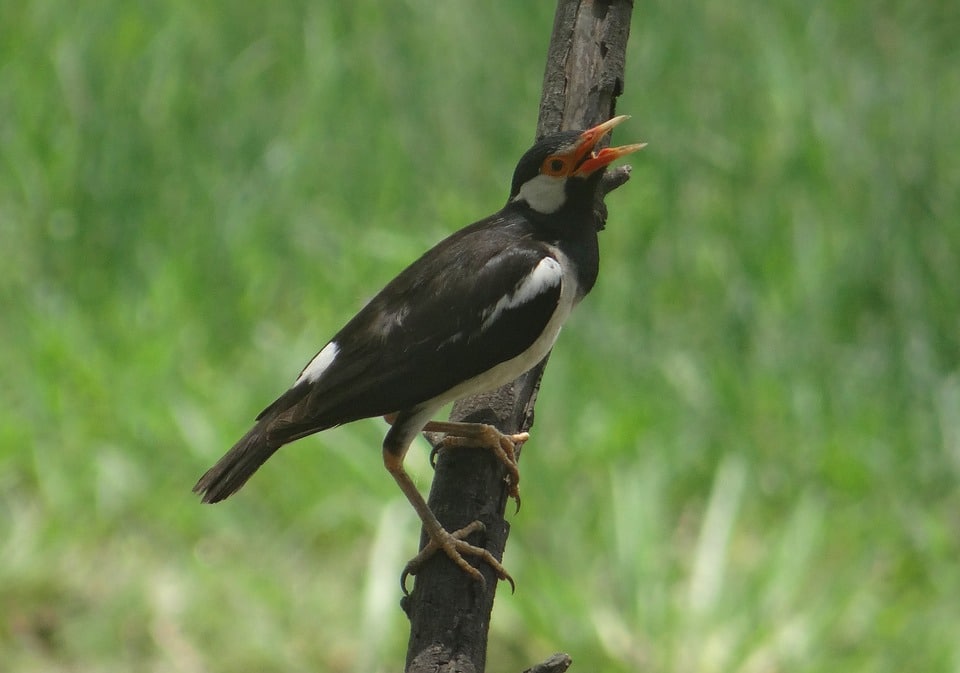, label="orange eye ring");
[542,156,569,176]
